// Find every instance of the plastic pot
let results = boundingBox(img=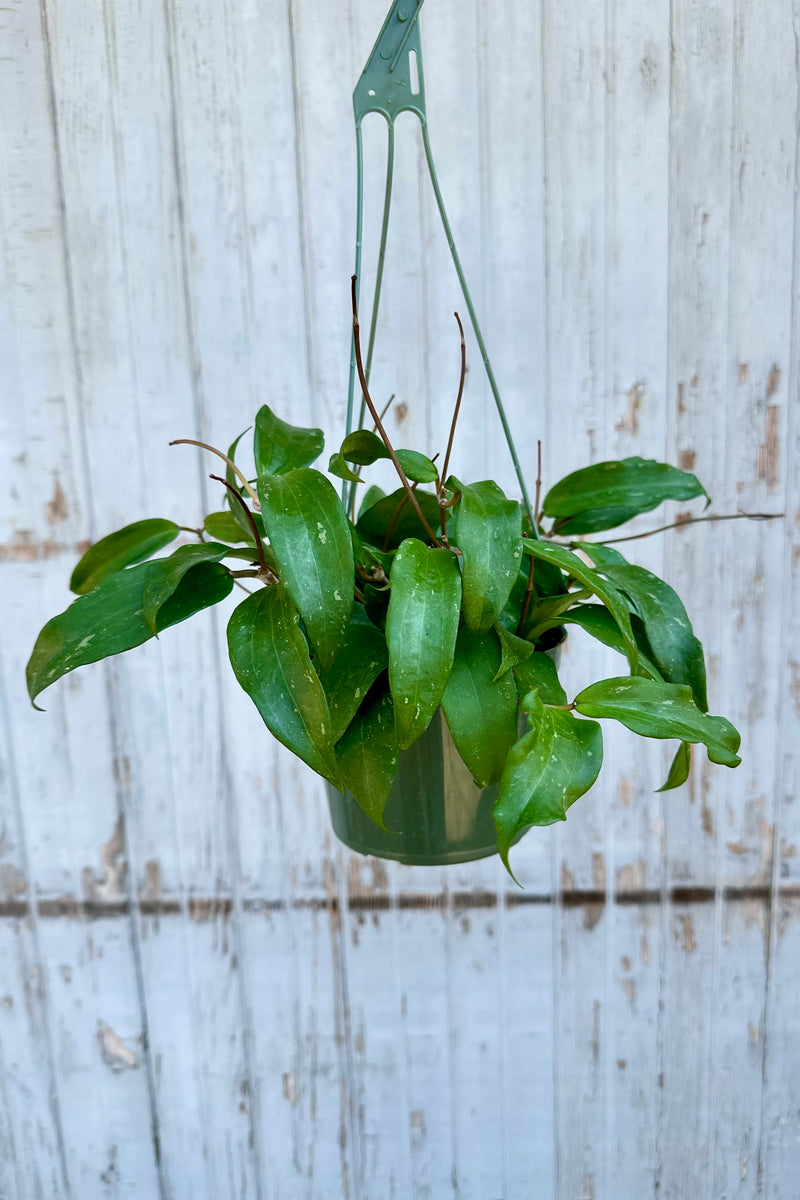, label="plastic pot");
[326,633,564,865]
